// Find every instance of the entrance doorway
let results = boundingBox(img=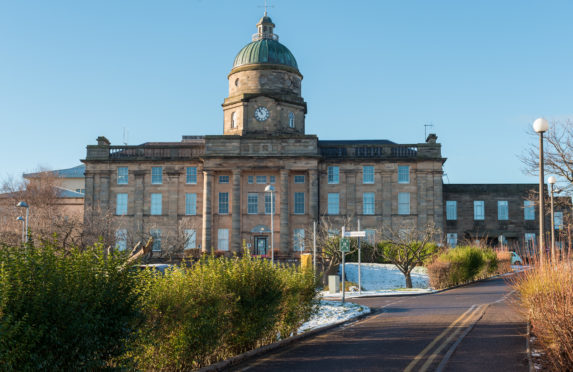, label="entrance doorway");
[254,236,268,255]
